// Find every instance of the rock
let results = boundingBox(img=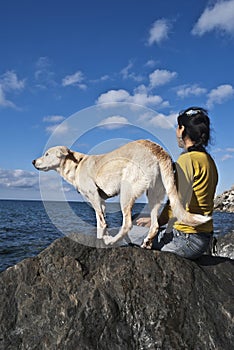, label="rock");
[0,236,233,350]
[214,185,234,212]
[212,232,234,260]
